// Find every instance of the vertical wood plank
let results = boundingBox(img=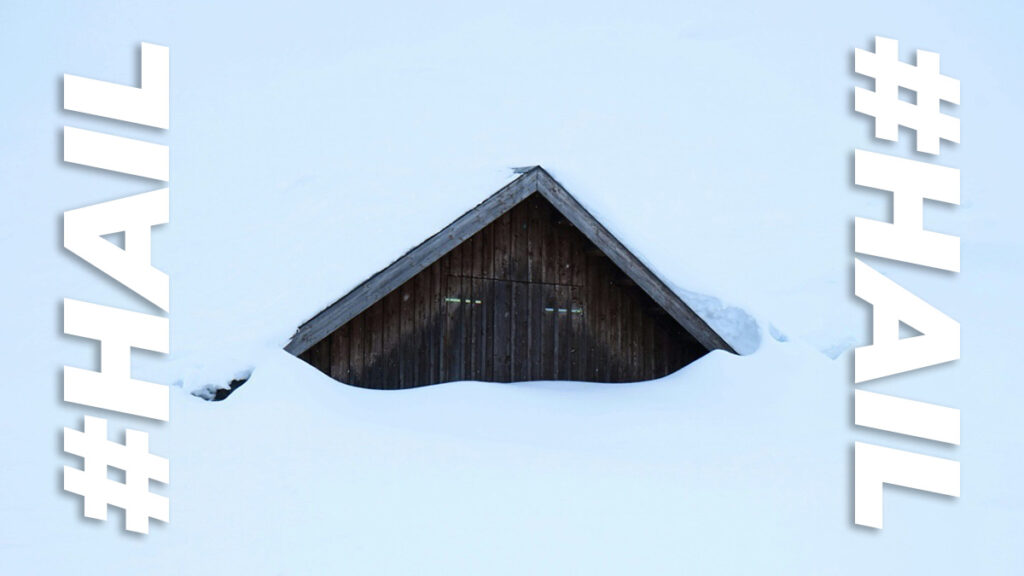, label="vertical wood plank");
[349,313,365,386]
[483,278,495,381]
[366,299,383,388]
[642,306,654,380]
[399,282,413,387]
[605,279,618,382]
[542,203,557,286]
[655,320,668,379]
[528,282,543,380]
[626,289,634,379]
[557,216,572,286]
[469,229,482,278]
[493,278,511,381]
[551,285,561,380]
[570,285,582,381]
[479,220,494,280]
[541,283,554,379]
[616,287,628,382]
[510,281,528,380]
[510,201,528,283]
[433,254,444,383]
[558,284,572,380]
[437,254,450,382]
[465,275,476,380]
[493,212,511,282]
[330,324,351,383]
[527,196,542,283]
[413,270,429,388]
[589,256,604,381]
[380,290,396,389]
[470,277,484,380]
[570,222,585,288]
[451,247,466,382]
